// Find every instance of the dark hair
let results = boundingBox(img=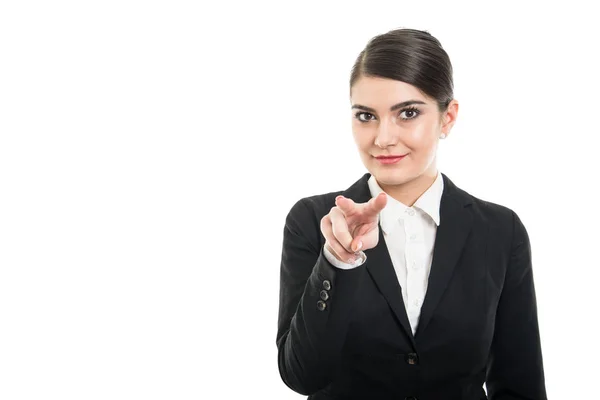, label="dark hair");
[350,28,454,113]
